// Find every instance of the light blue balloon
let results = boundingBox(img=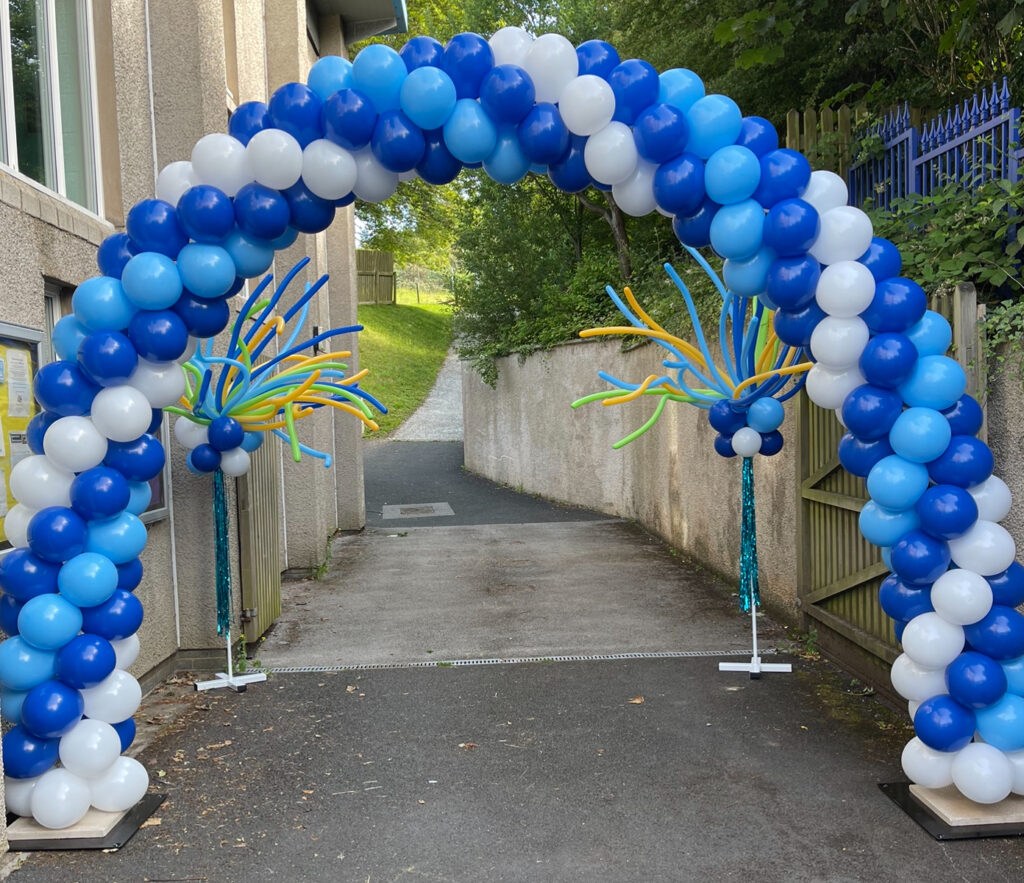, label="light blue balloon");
[177,243,236,299]
[905,310,952,356]
[86,512,147,565]
[121,252,183,310]
[881,545,893,570]
[52,315,88,361]
[898,355,966,410]
[747,397,784,433]
[866,455,930,511]
[1,688,27,723]
[723,246,776,297]
[224,229,274,279]
[658,68,705,113]
[72,276,137,331]
[240,432,264,452]
[0,637,57,692]
[483,126,530,185]
[126,480,152,516]
[976,693,1024,751]
[858,501,920,547]
[709,198,764,261]
[443,98,497,164]
[351,43,406,113]
[705,145,761,205]
[307,55,352,102]
[1003,655,1024,695]
[17,594,82,651]
[889,407,952,464]
[685,94,742,159]
[400,66,457,131]
[58,552,118,608]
